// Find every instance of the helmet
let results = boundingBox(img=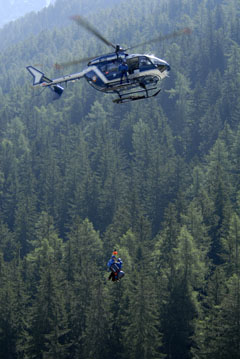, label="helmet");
[113,250,118,255]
